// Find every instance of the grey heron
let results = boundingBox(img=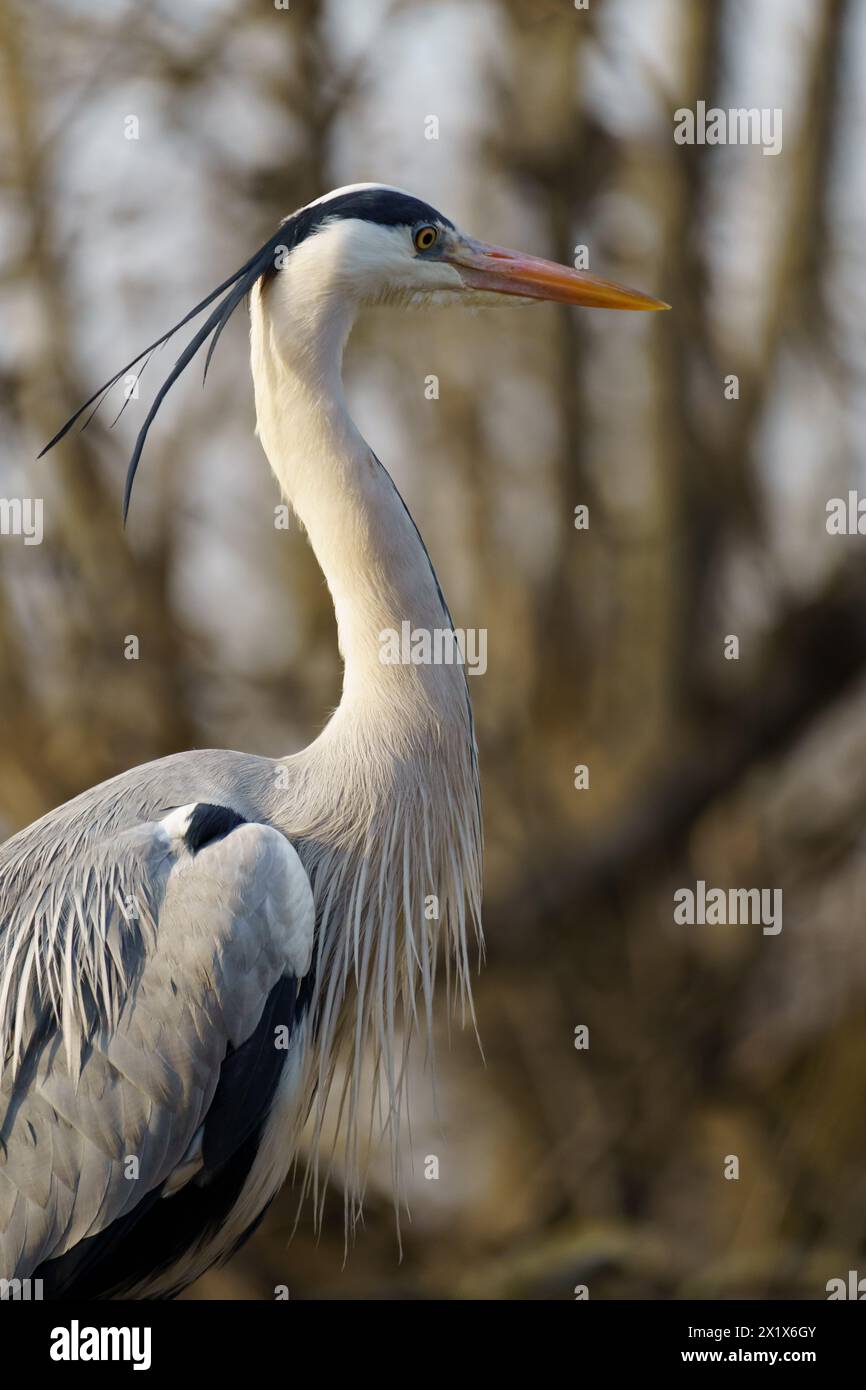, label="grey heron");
[0,183,666,1298]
